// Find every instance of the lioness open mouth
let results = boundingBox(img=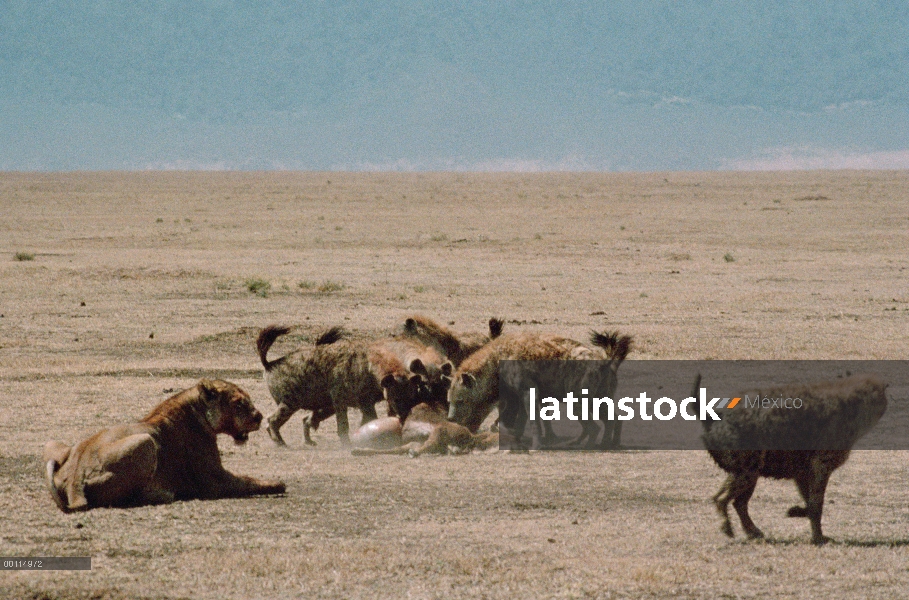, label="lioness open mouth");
[233,432,250,445]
